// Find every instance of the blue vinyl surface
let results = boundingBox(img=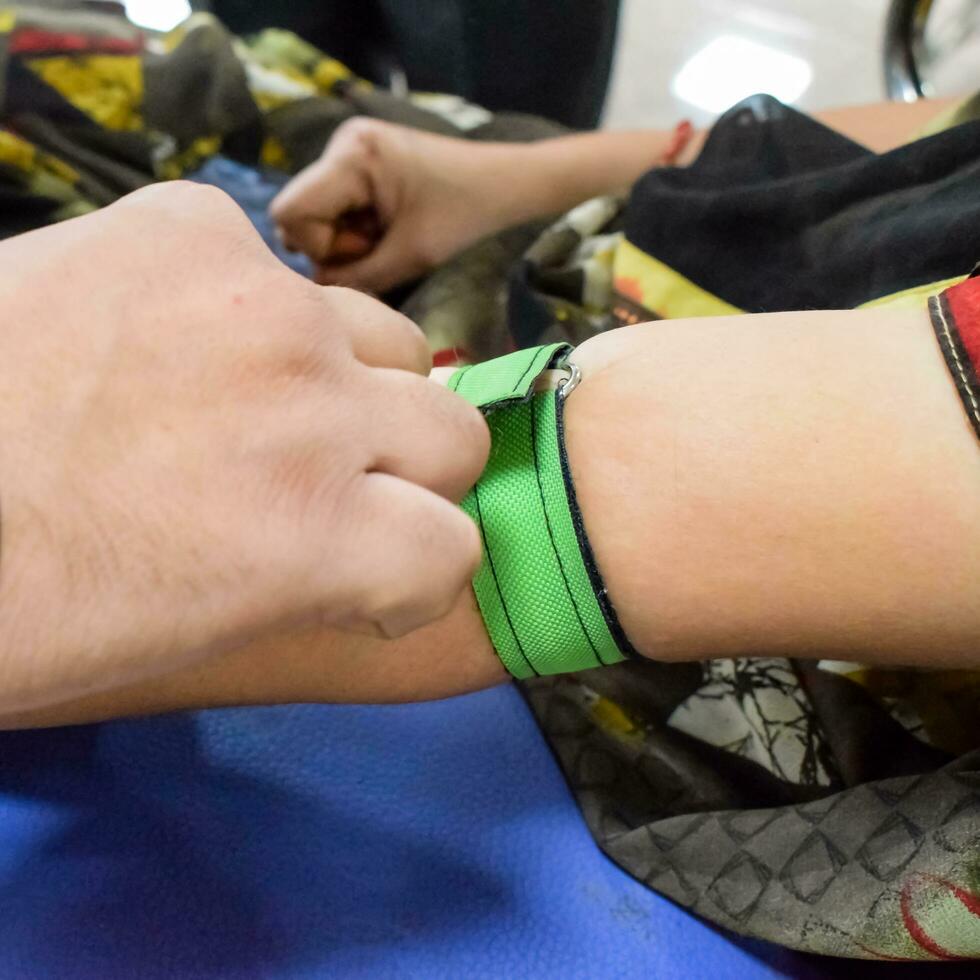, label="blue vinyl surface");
[0,159,962,978]
[0,686,814,979]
